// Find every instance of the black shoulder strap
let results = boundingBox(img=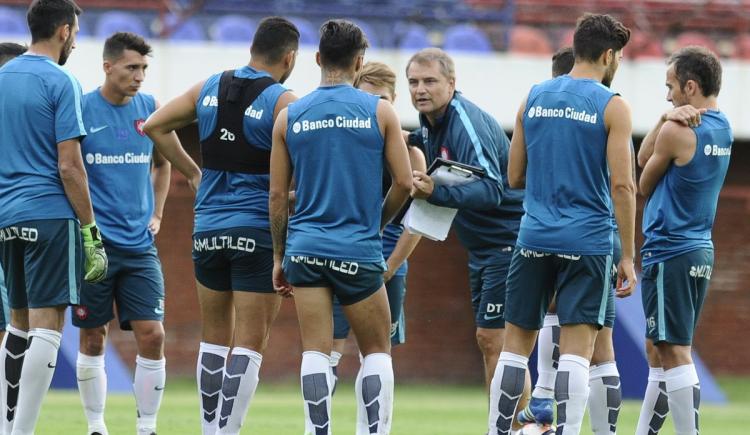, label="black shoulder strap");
[200,70,277,174]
